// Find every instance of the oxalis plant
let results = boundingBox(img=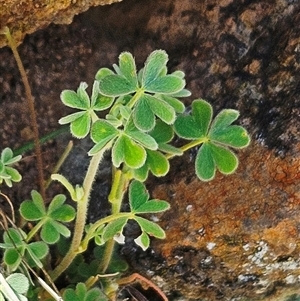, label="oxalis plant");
[0,49,250,301]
